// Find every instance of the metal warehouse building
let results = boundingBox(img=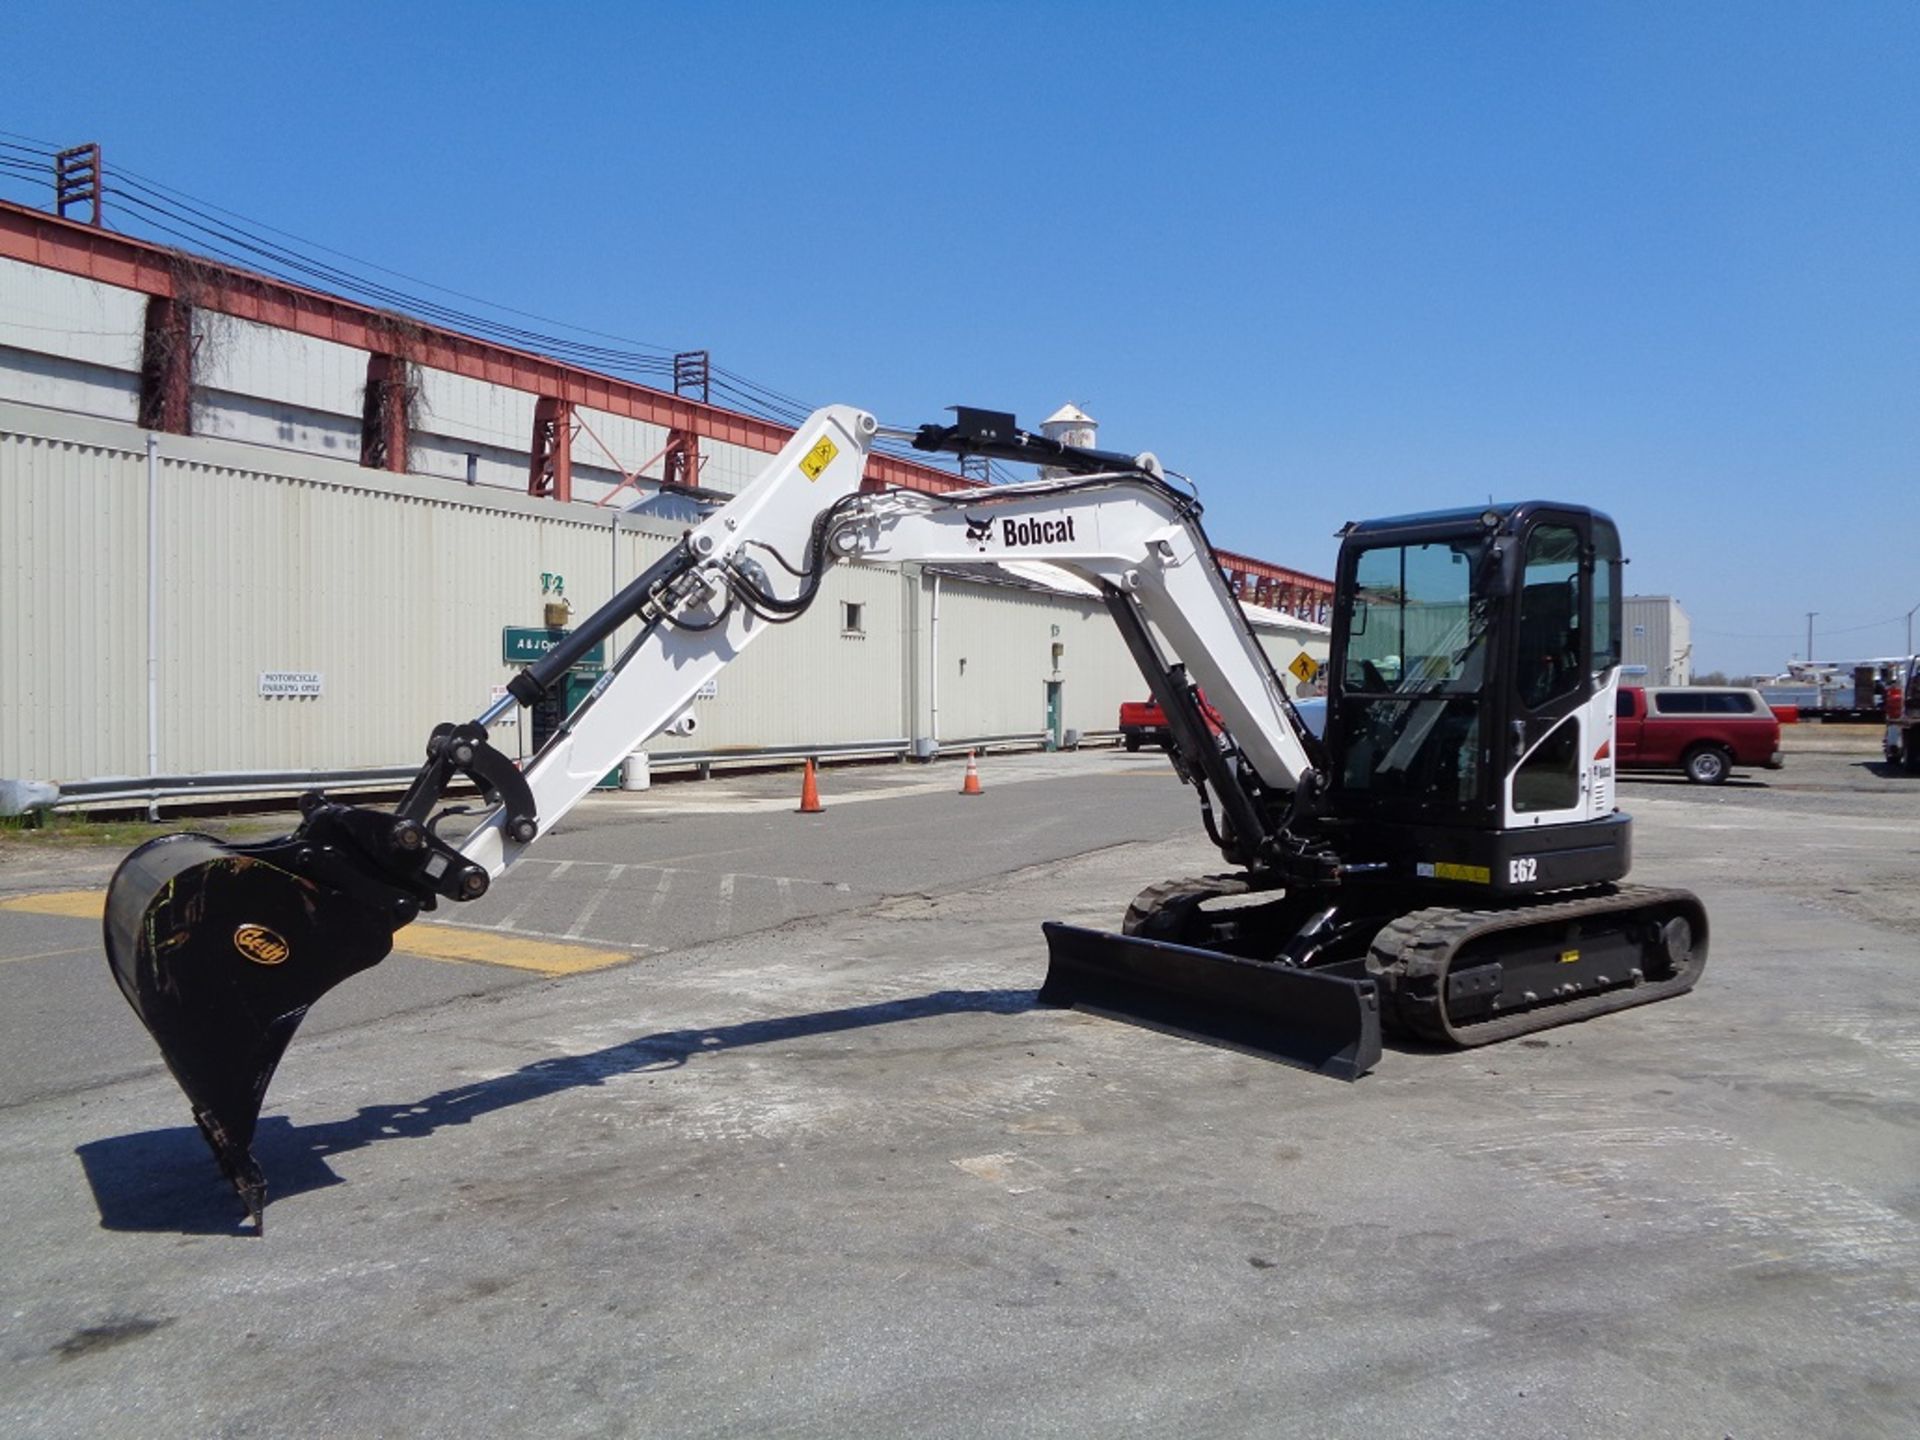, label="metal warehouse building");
[1622,596,1692,688]
[0,196,1332,805]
